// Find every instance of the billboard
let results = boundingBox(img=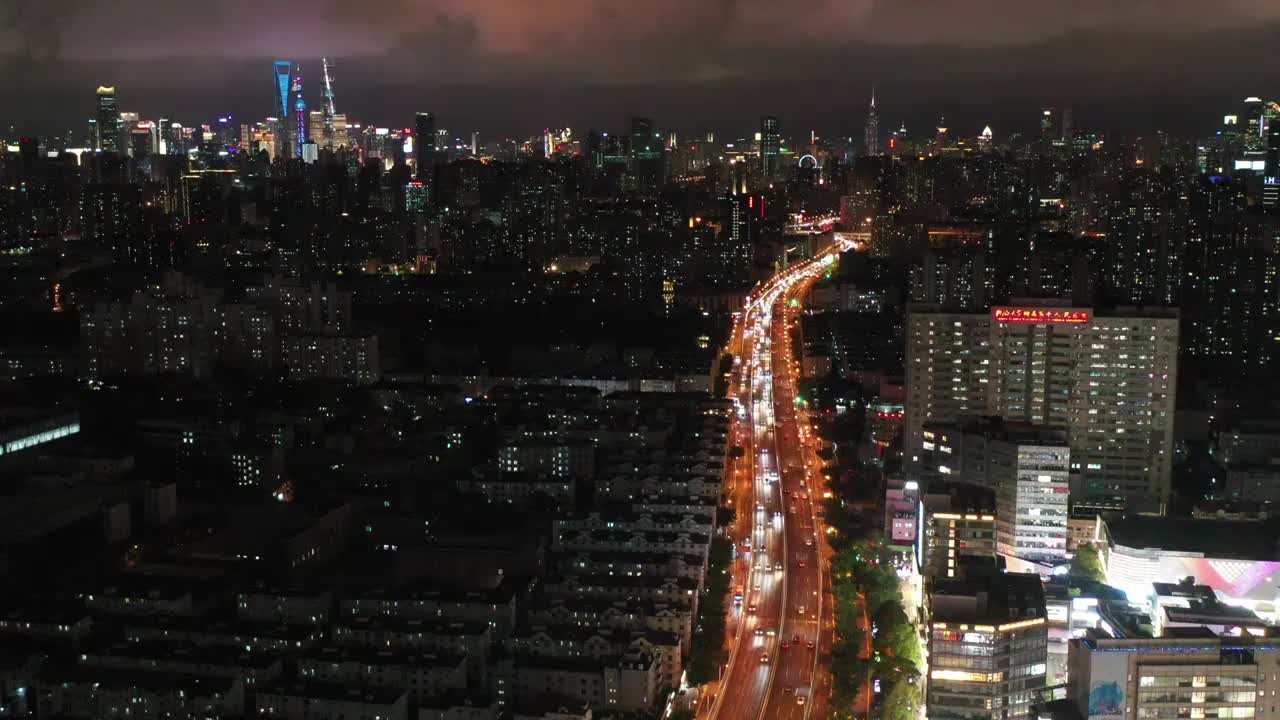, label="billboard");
[1108,547,1280,604]
[992,307,1091,325]
[1087,651,1127,720]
